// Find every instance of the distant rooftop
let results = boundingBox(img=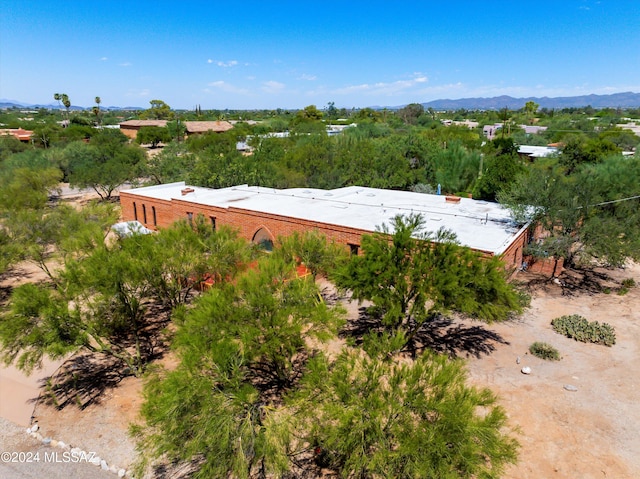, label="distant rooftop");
[123,182,527,255]
[0,128,33,141]
[517,145,559,158]
[184,120,233,133]
[119,120,168,127]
